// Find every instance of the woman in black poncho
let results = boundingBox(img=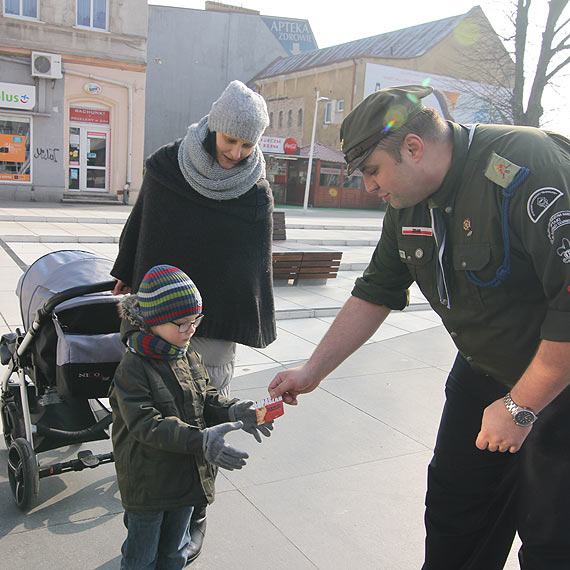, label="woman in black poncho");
[111,79,276,565]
